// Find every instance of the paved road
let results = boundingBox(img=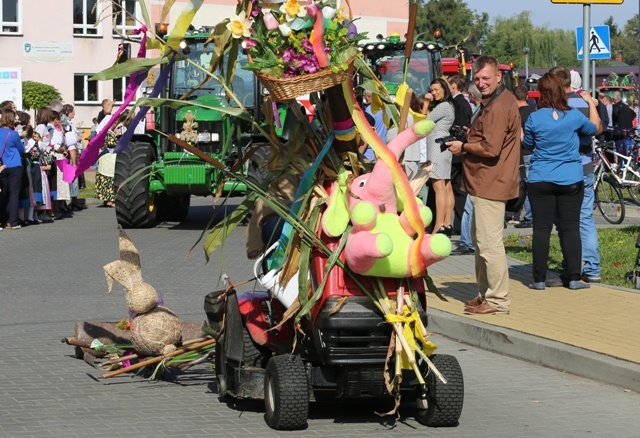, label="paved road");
[1,197,639,437]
